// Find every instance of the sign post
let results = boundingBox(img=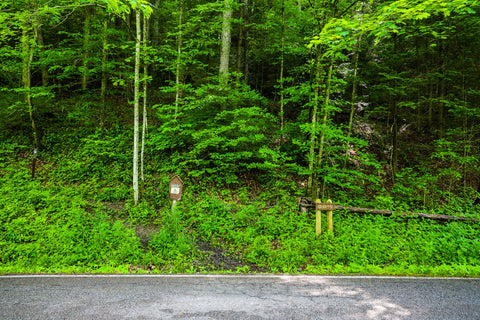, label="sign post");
[315,199,322,236]
[315,199,334,236]
[169,175,183,211]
